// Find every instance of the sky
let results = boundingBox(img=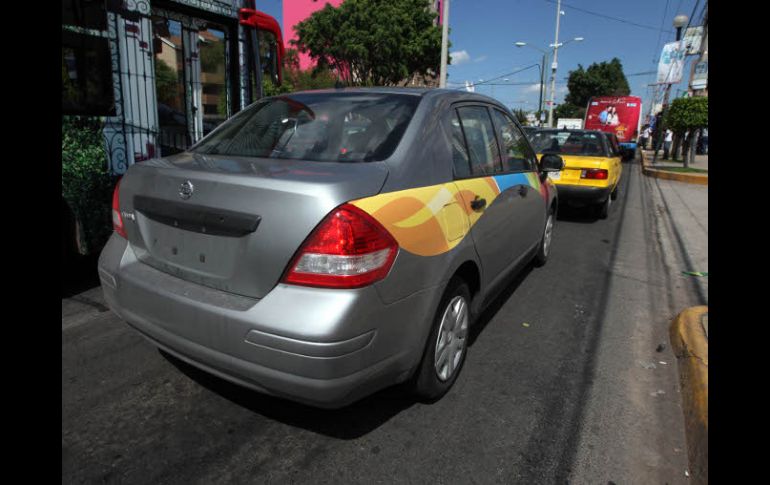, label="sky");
[443,0,704,114]
[257,0,706,114]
